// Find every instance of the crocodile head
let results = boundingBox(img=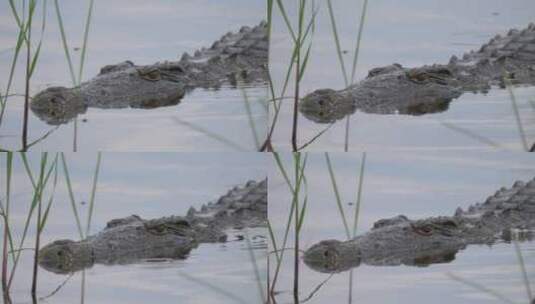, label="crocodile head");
[31,61,187,125]
[31,87,88,125]
[38,239,94,274]
[299,64,462,123]
[299,89,357,123]
[39,215,198,274]
[303,239,361,273]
